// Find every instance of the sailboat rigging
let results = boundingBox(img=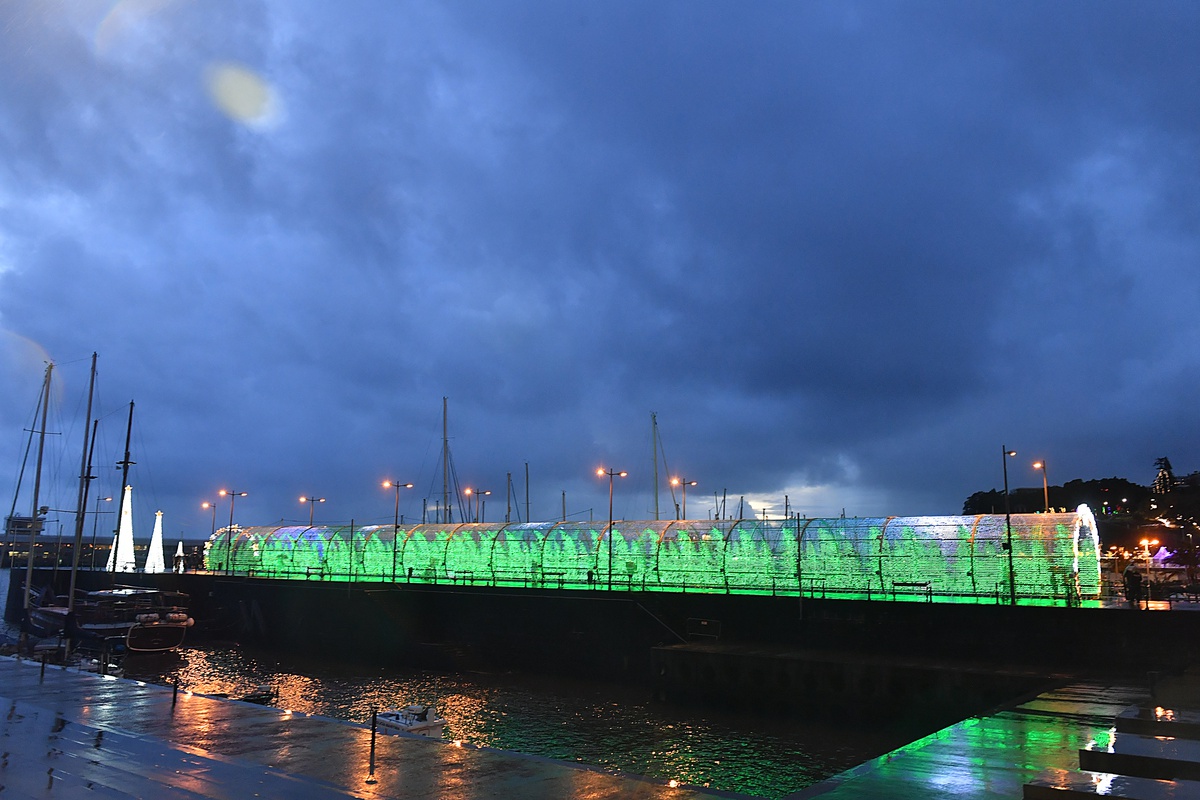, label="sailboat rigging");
[21,362,53,612]
[67,353,97,610]
[12,363,192,653]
